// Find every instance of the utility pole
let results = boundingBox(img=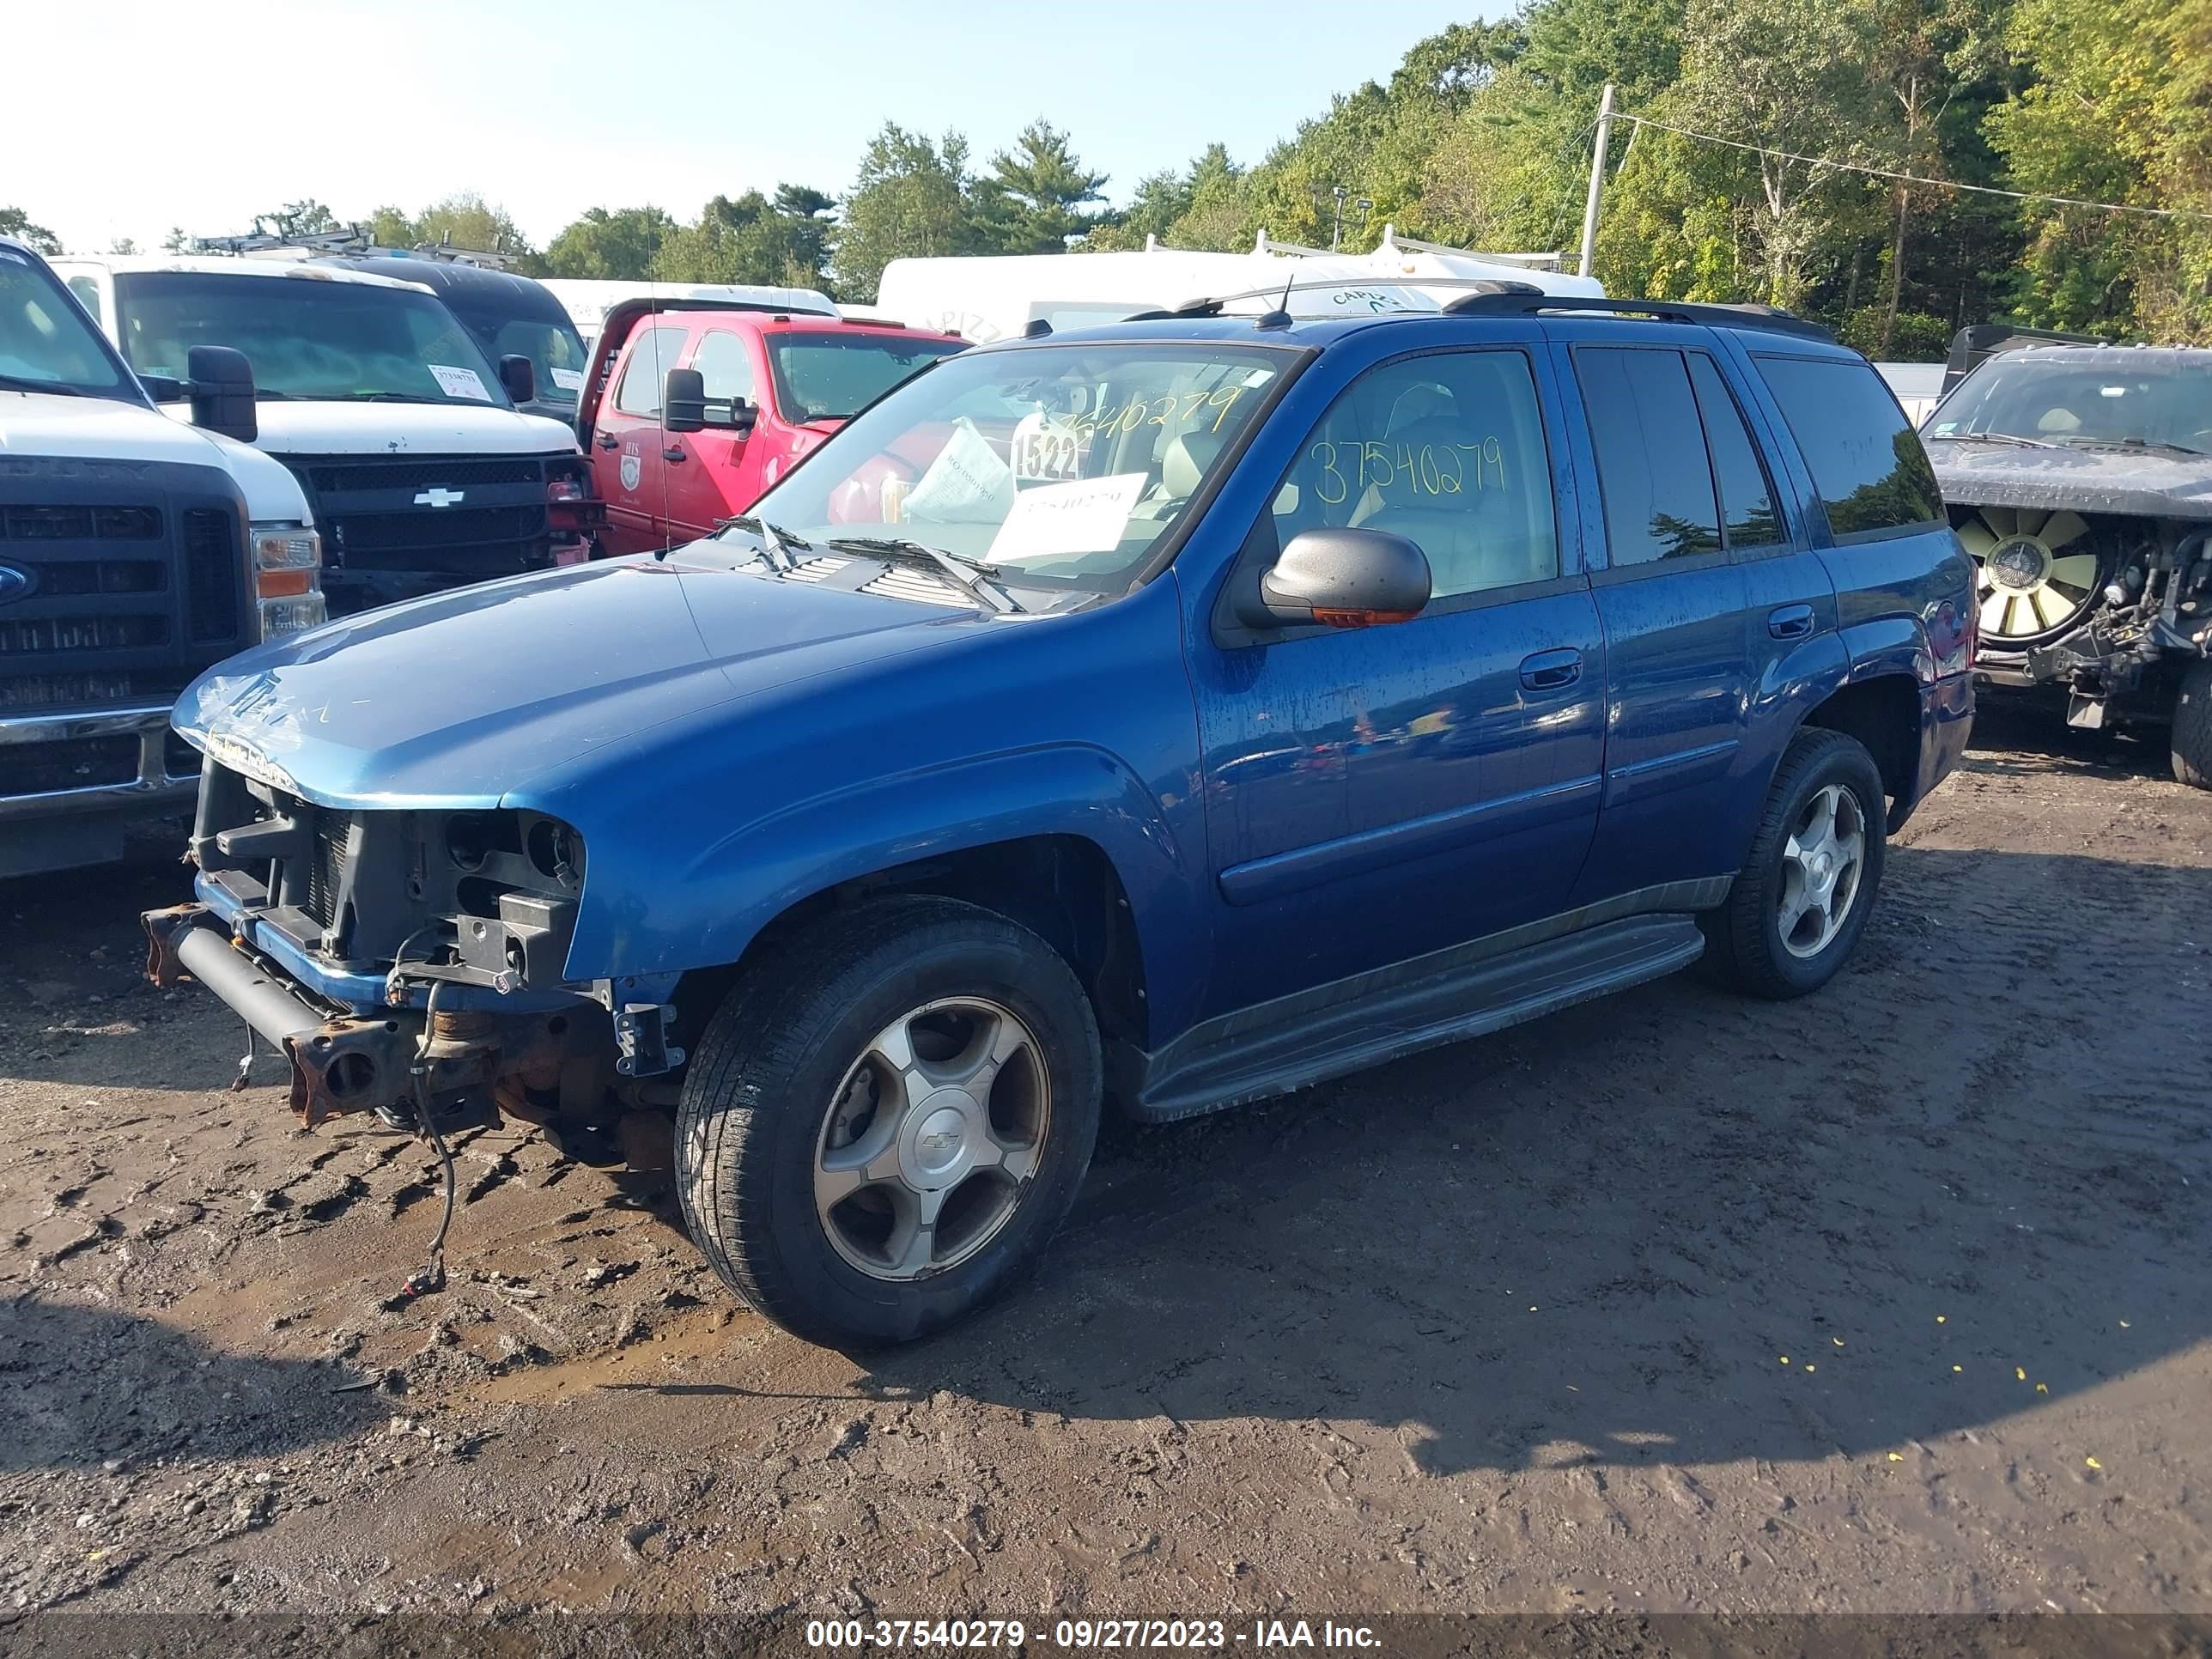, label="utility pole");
[1577,82,1617,281]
